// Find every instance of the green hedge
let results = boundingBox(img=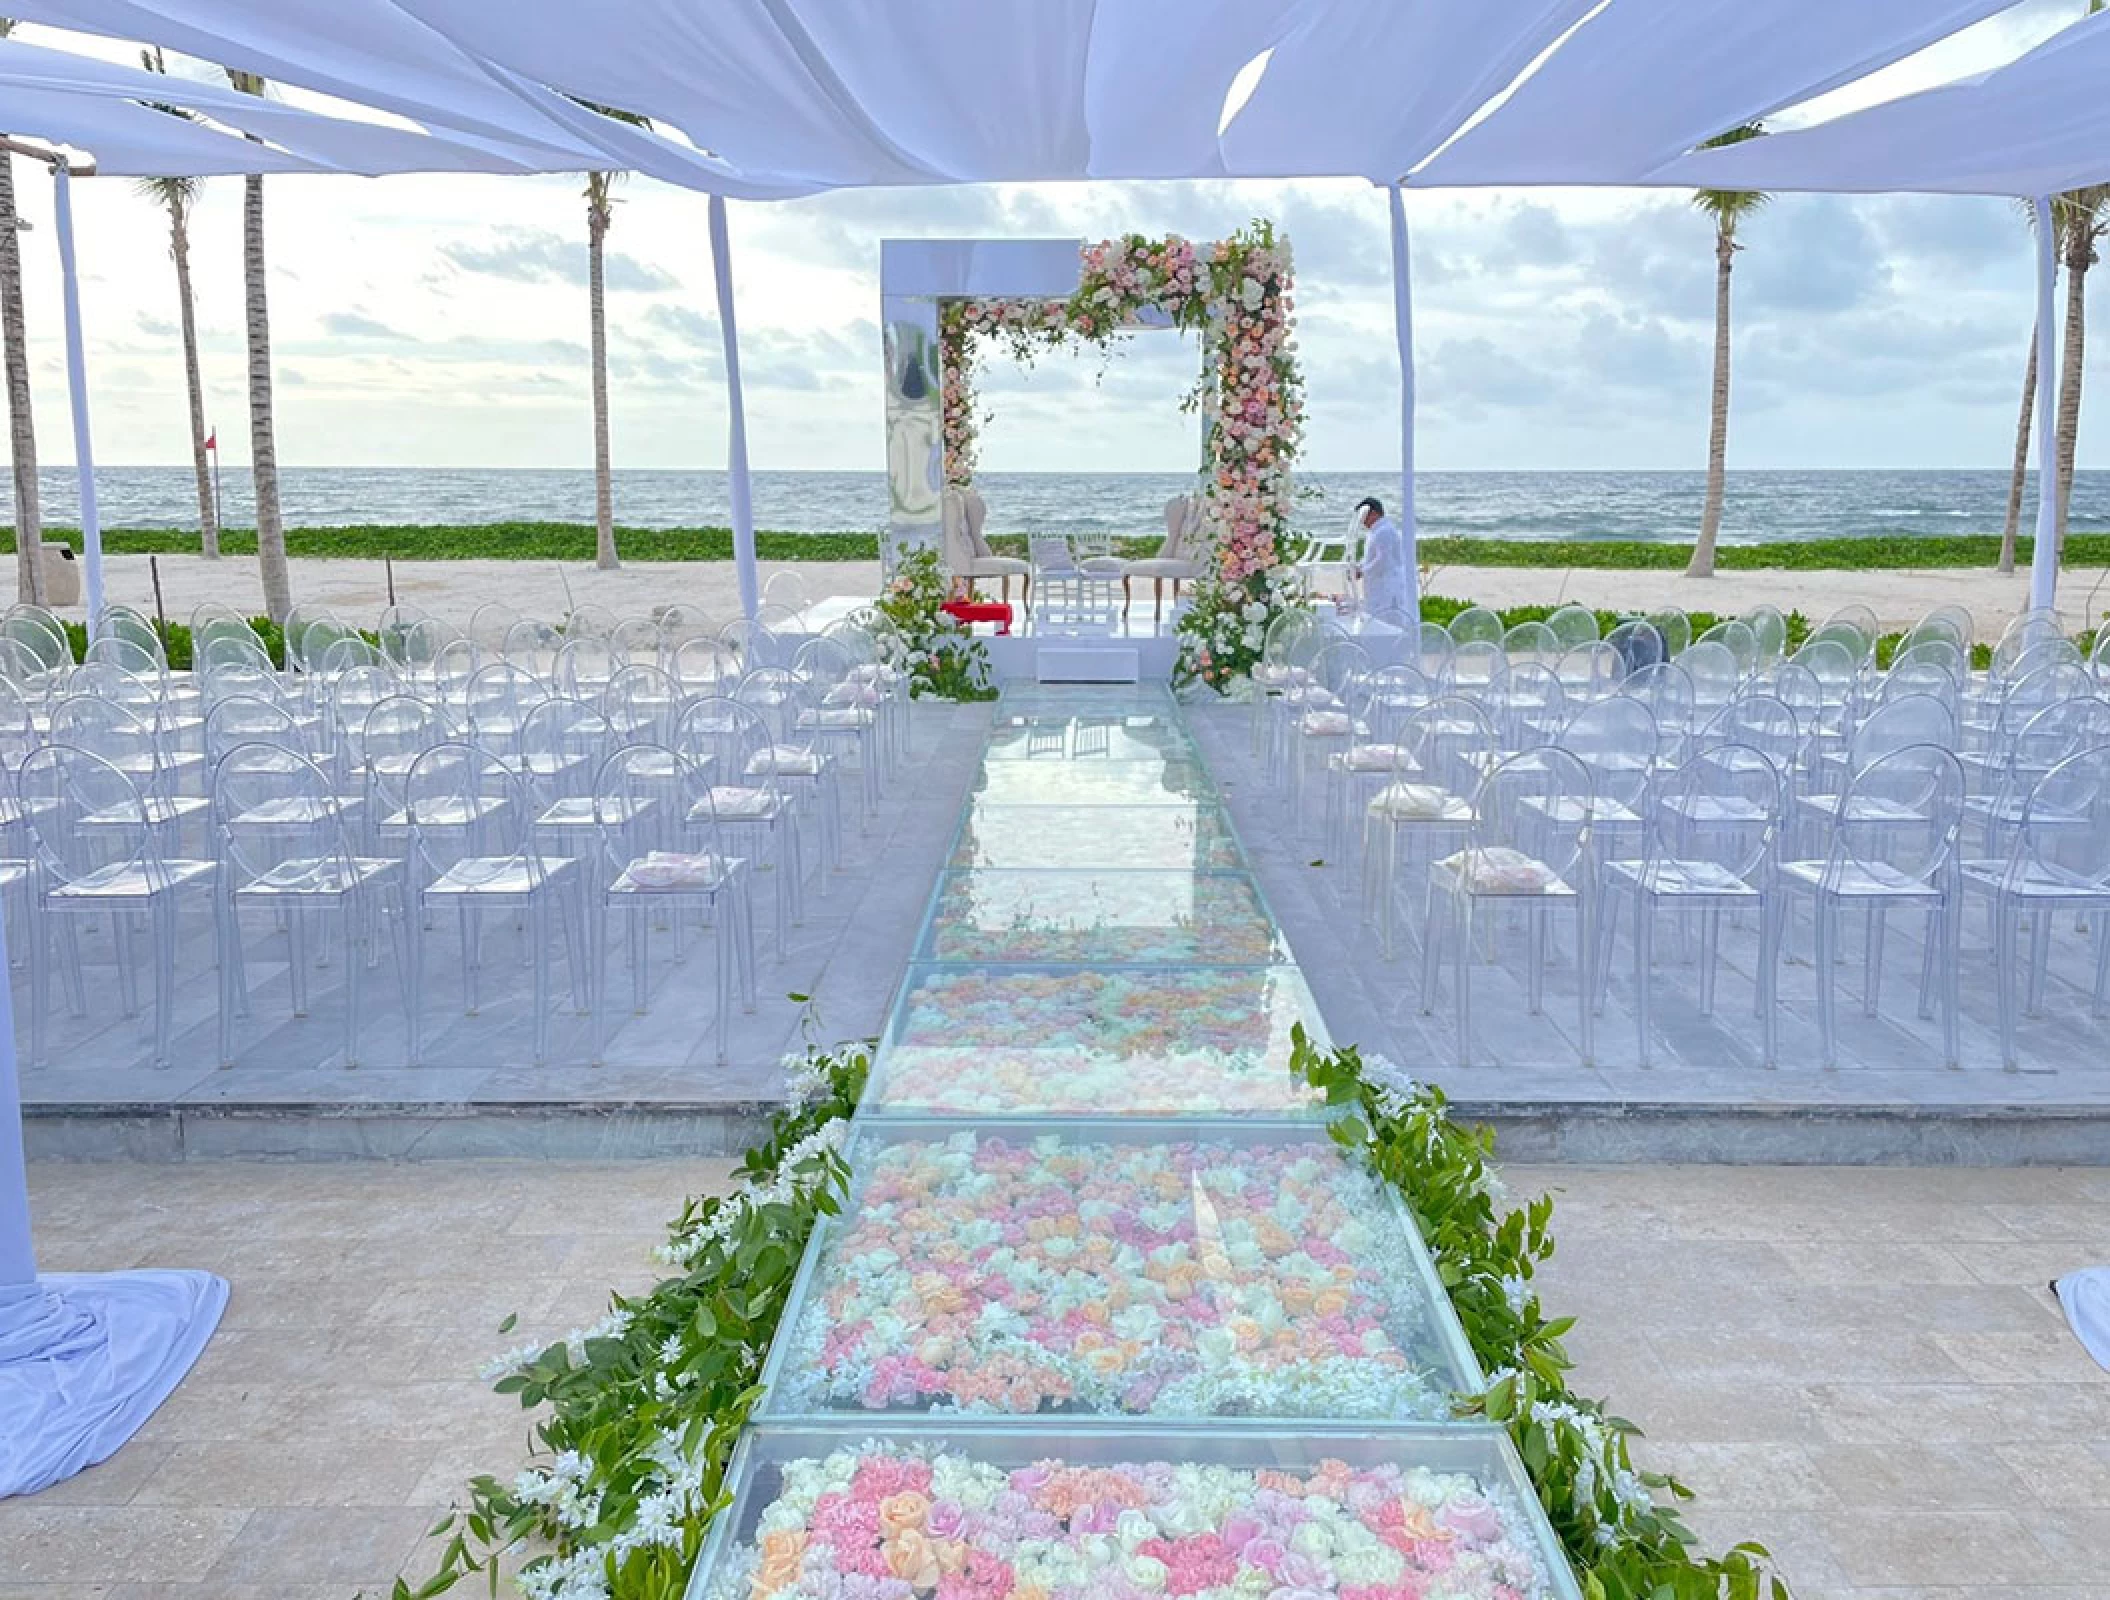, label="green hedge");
[18,522,2110,574]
